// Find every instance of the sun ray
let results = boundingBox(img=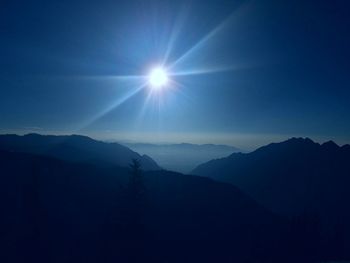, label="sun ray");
[74,74,148,82]
[162,4,191,65]
[169,2,251,70]
[169,18,232,70]
[169,61,258,77]
[78,82,147,132]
